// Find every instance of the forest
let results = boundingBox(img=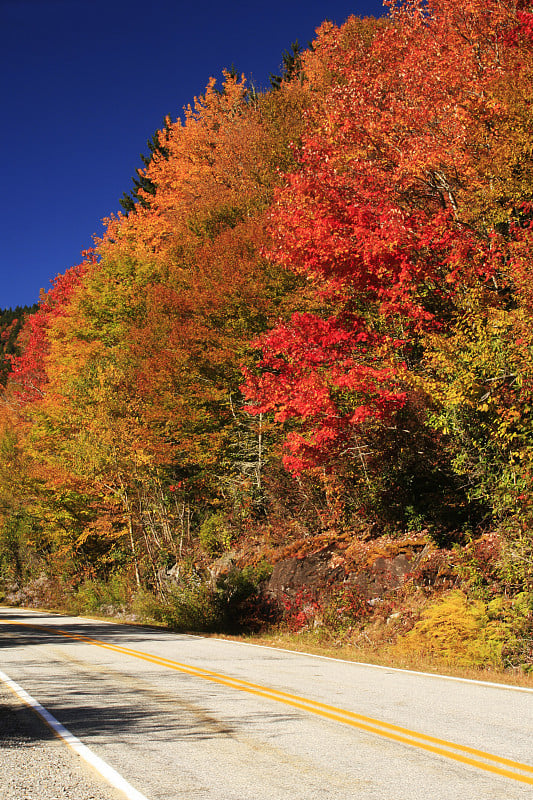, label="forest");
[1,0,532,675]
